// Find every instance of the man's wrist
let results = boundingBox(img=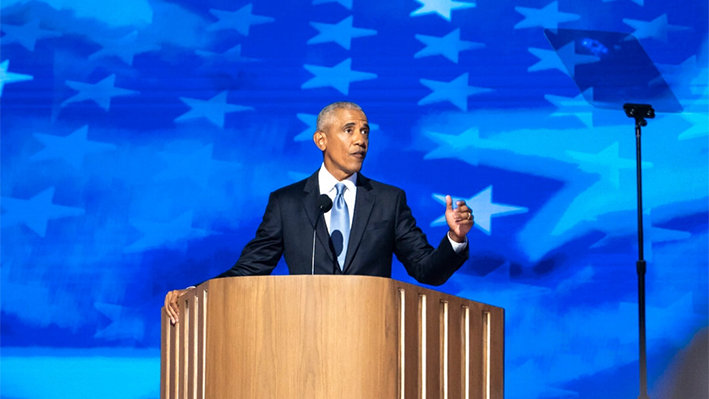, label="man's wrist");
[448,230,465,243]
